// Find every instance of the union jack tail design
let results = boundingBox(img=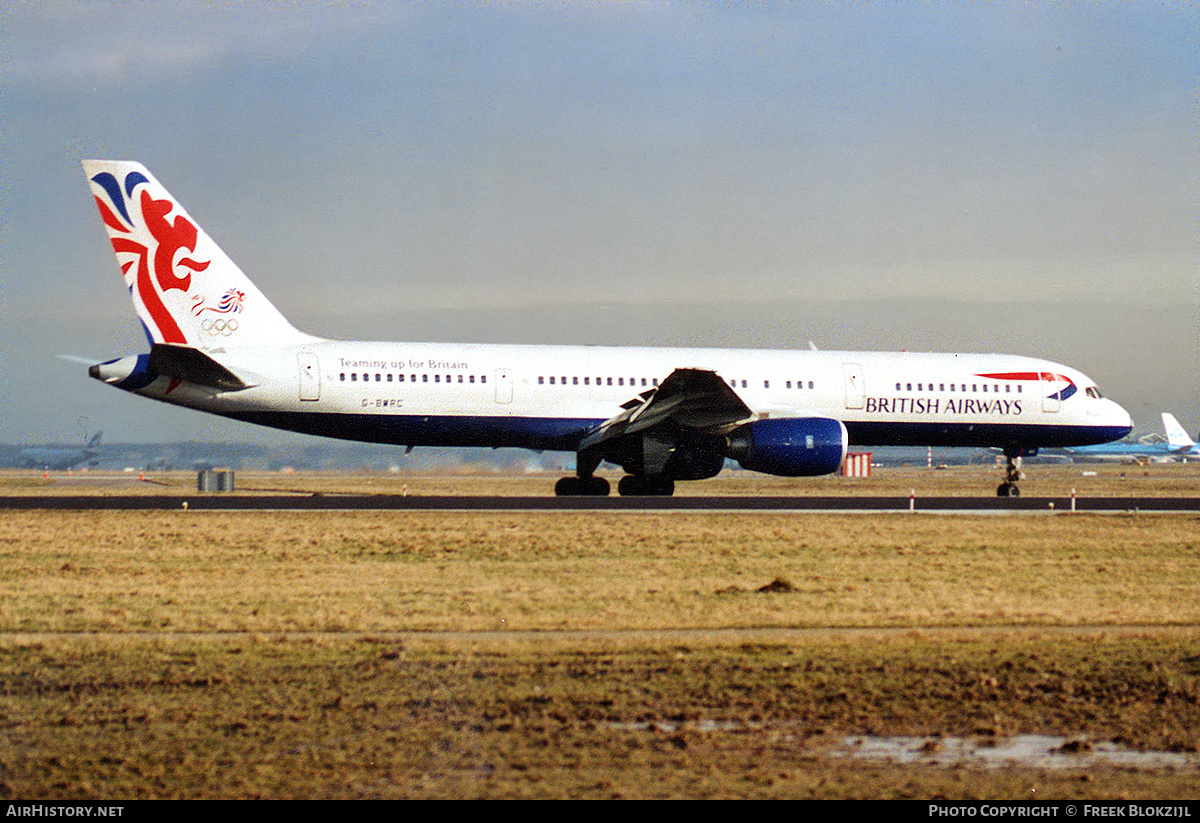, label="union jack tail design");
[83,160,314,350]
